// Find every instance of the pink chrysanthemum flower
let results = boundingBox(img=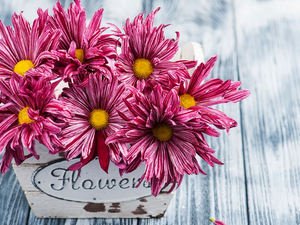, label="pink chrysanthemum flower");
[106,85,223,196]
[0,73,69,174]
[0,10,61,79]
[58,73,127,173]
[50,0,118,83]
[114,8,196,91]
[178,56,250,133]
[210,217,227,225]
